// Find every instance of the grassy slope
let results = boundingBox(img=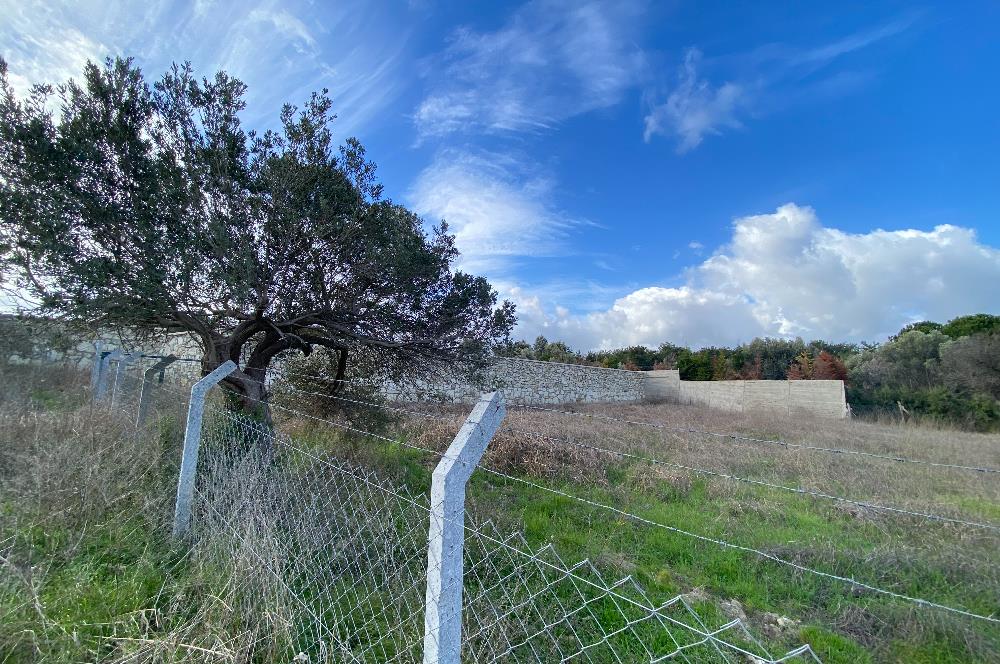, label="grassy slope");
[299,421,998,664]
[2,367,998,662]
